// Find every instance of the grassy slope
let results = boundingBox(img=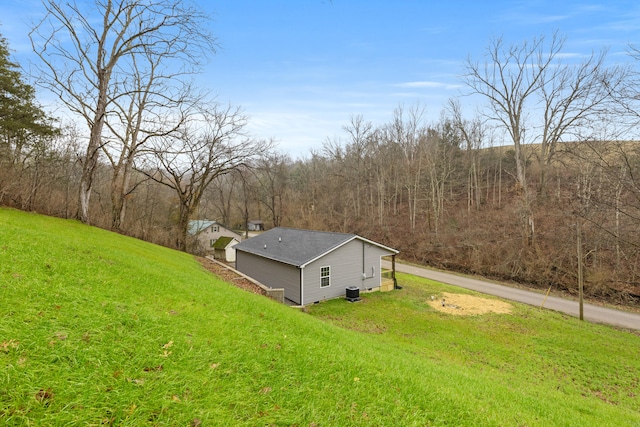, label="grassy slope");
[0,208,638,426]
